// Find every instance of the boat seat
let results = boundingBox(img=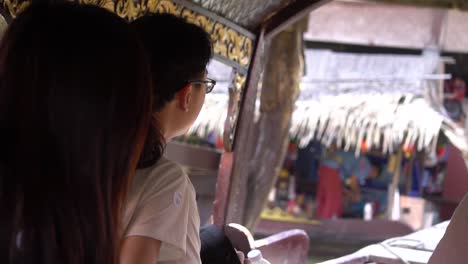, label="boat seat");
[225,223,309,264]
